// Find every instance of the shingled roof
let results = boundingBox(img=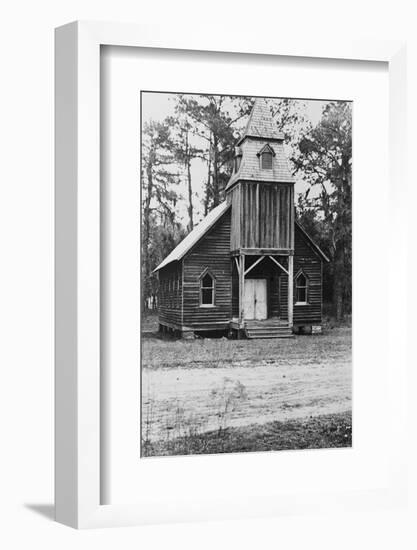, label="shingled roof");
[226,98,294,191]
[237,98,284,144]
